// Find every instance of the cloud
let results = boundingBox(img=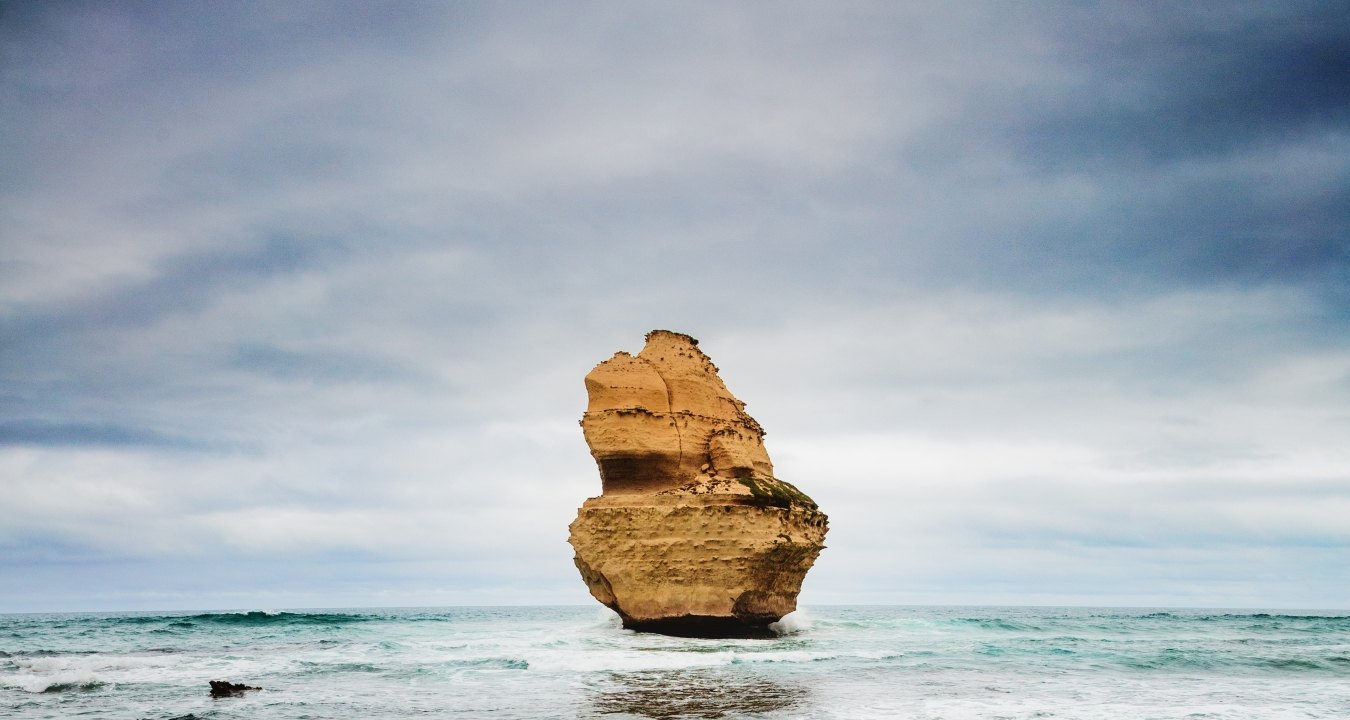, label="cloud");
[1018,2,1350,168]
[1,1,1347,611]
[0,420,203,449]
